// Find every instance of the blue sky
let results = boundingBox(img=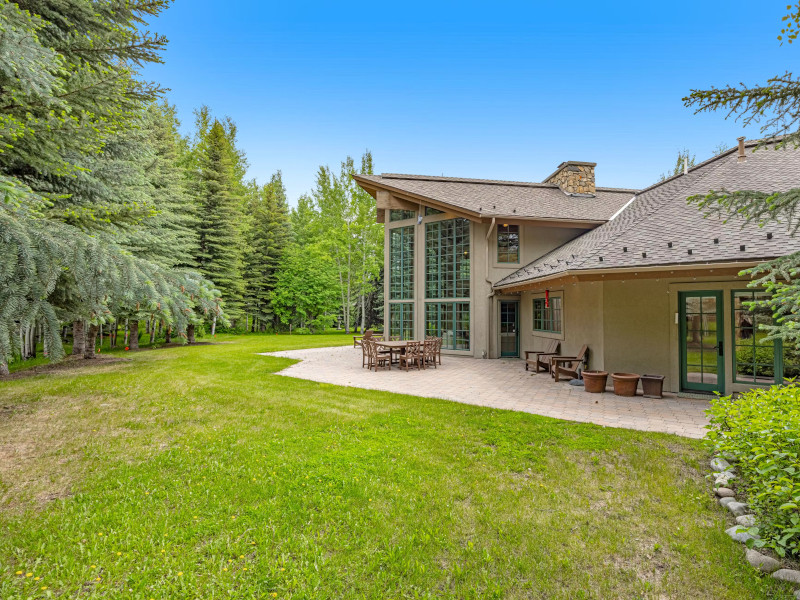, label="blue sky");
[142,1,795,204]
